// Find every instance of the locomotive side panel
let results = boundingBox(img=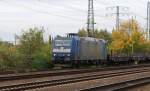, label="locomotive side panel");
[99,40,107,61]
[52,36,107,65]
[78,37,107,61]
